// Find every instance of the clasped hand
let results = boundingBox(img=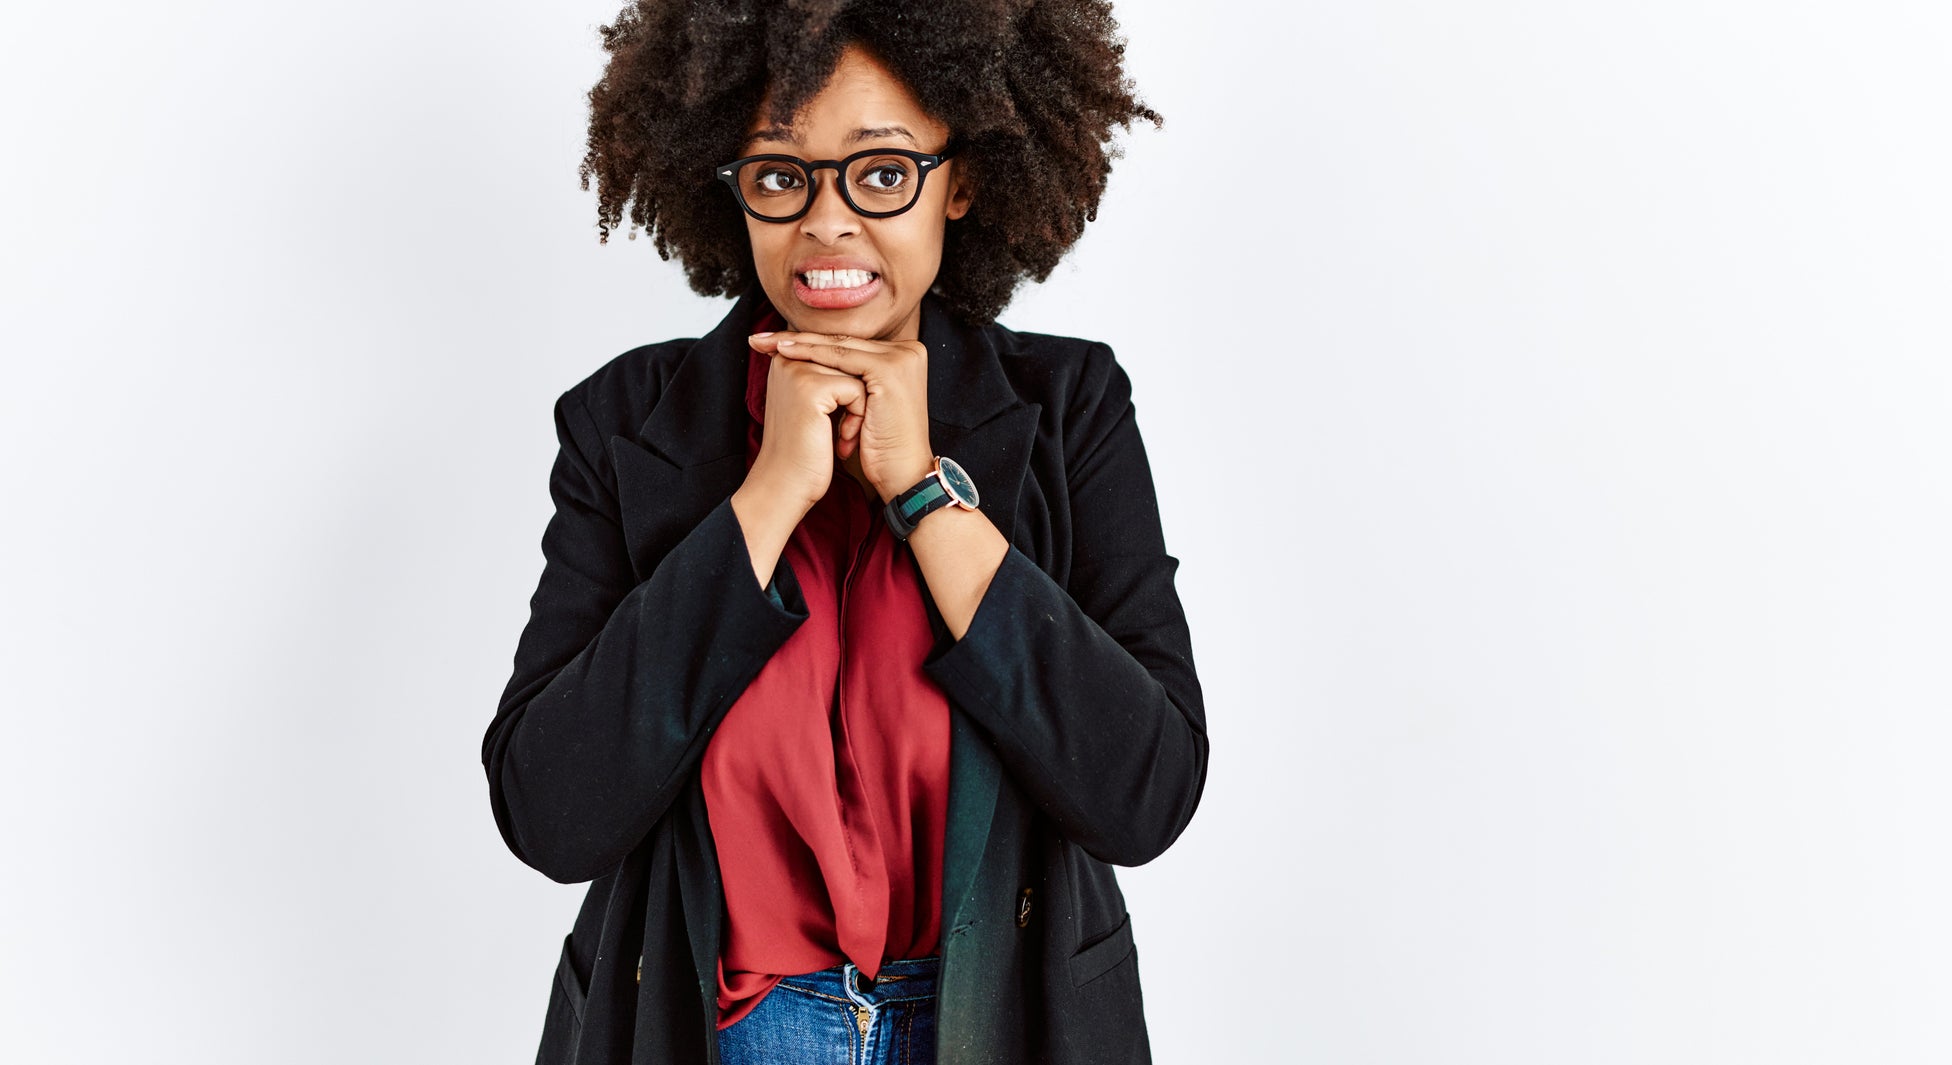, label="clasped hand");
[746,330,937,509]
